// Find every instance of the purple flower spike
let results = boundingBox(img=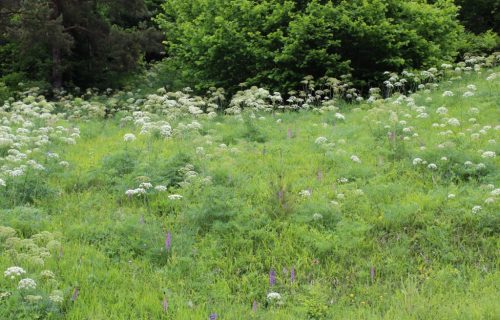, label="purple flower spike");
[163,297,168,312]
[278,189,284,202]
[209,313,218,320]
[165,231,171,252]
[317,170,323,181]
[370,266,376,283]
[71,287,79,302]
[252,300,258,312]
[269,268,276,287]
[287,128,293,139]
[291,266,296,283]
